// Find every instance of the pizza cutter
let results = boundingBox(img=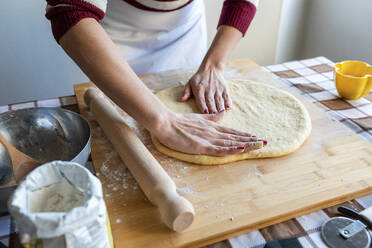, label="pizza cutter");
[321,206,372,248]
